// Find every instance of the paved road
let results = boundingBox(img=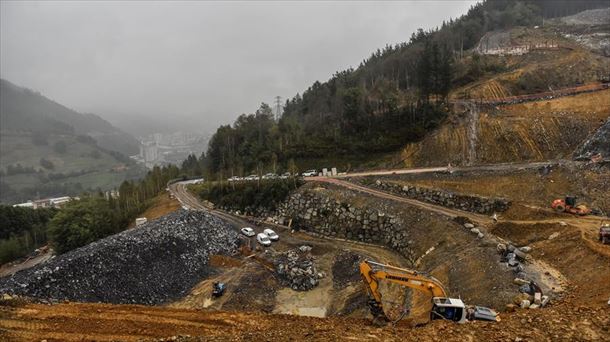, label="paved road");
[306,160,563,180]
